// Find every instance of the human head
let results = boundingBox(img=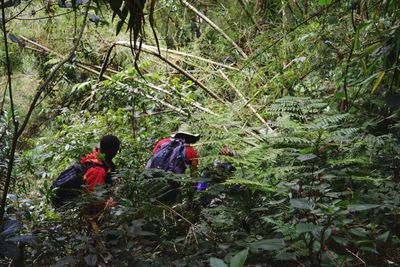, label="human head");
[100,135,121,159]
[172,124,200,144]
